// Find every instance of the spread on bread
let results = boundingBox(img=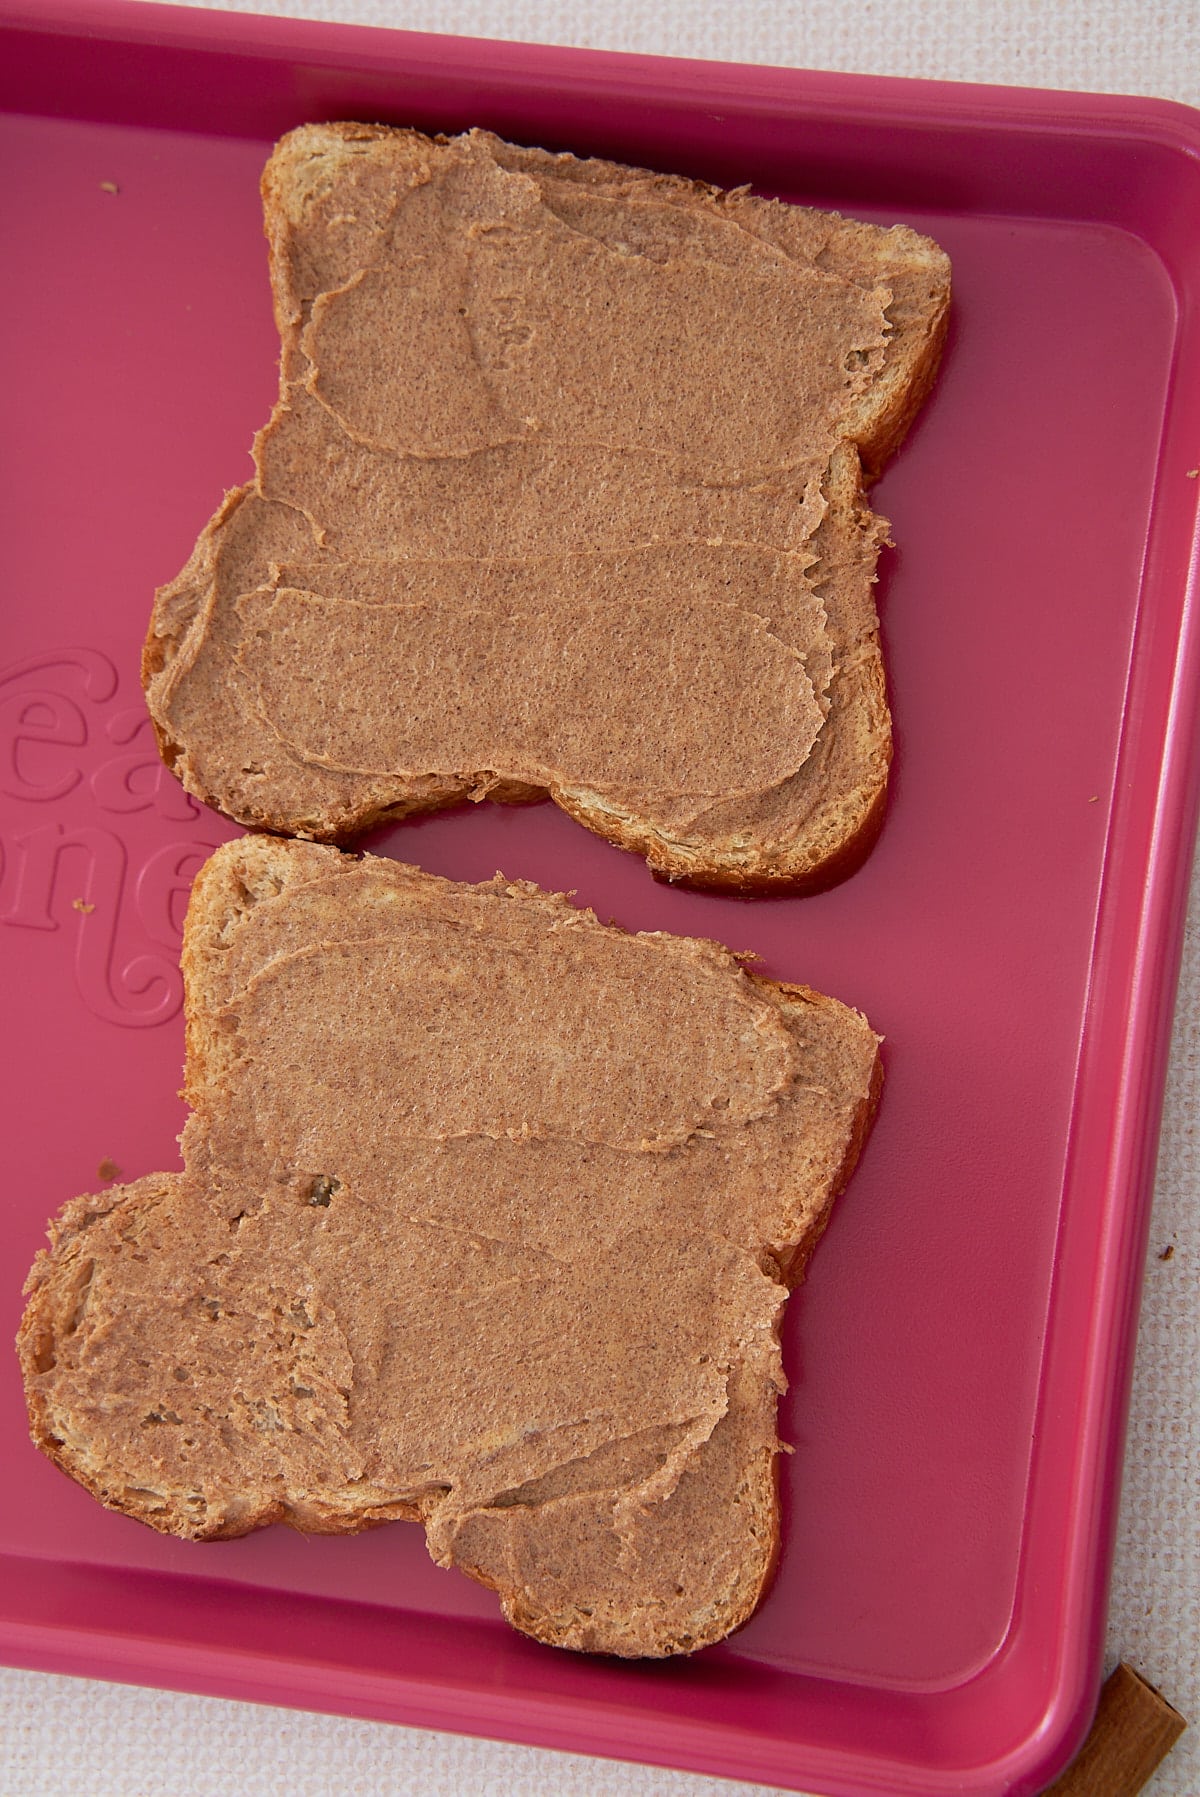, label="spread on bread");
[22,127,920,1655]
[143,125,950,890]
[19,838,881,1655]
